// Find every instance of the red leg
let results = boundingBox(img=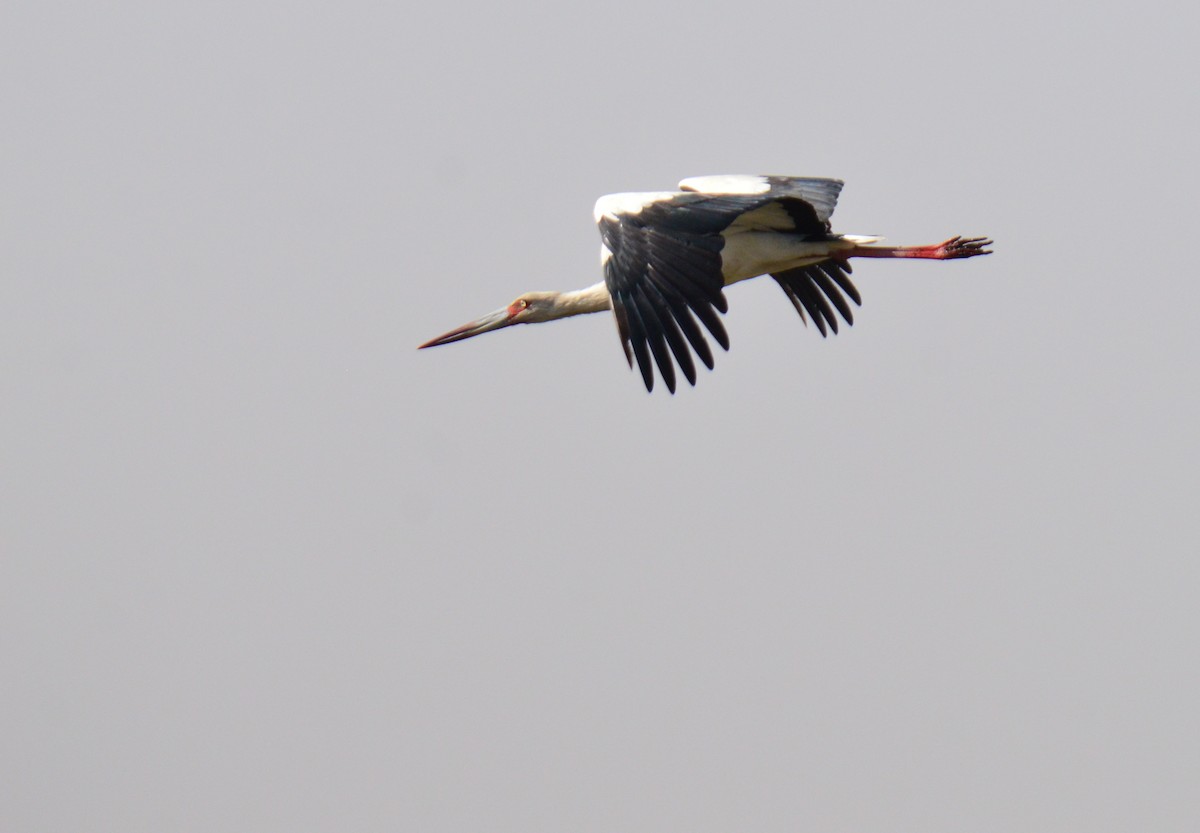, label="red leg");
[847,235,993,260]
